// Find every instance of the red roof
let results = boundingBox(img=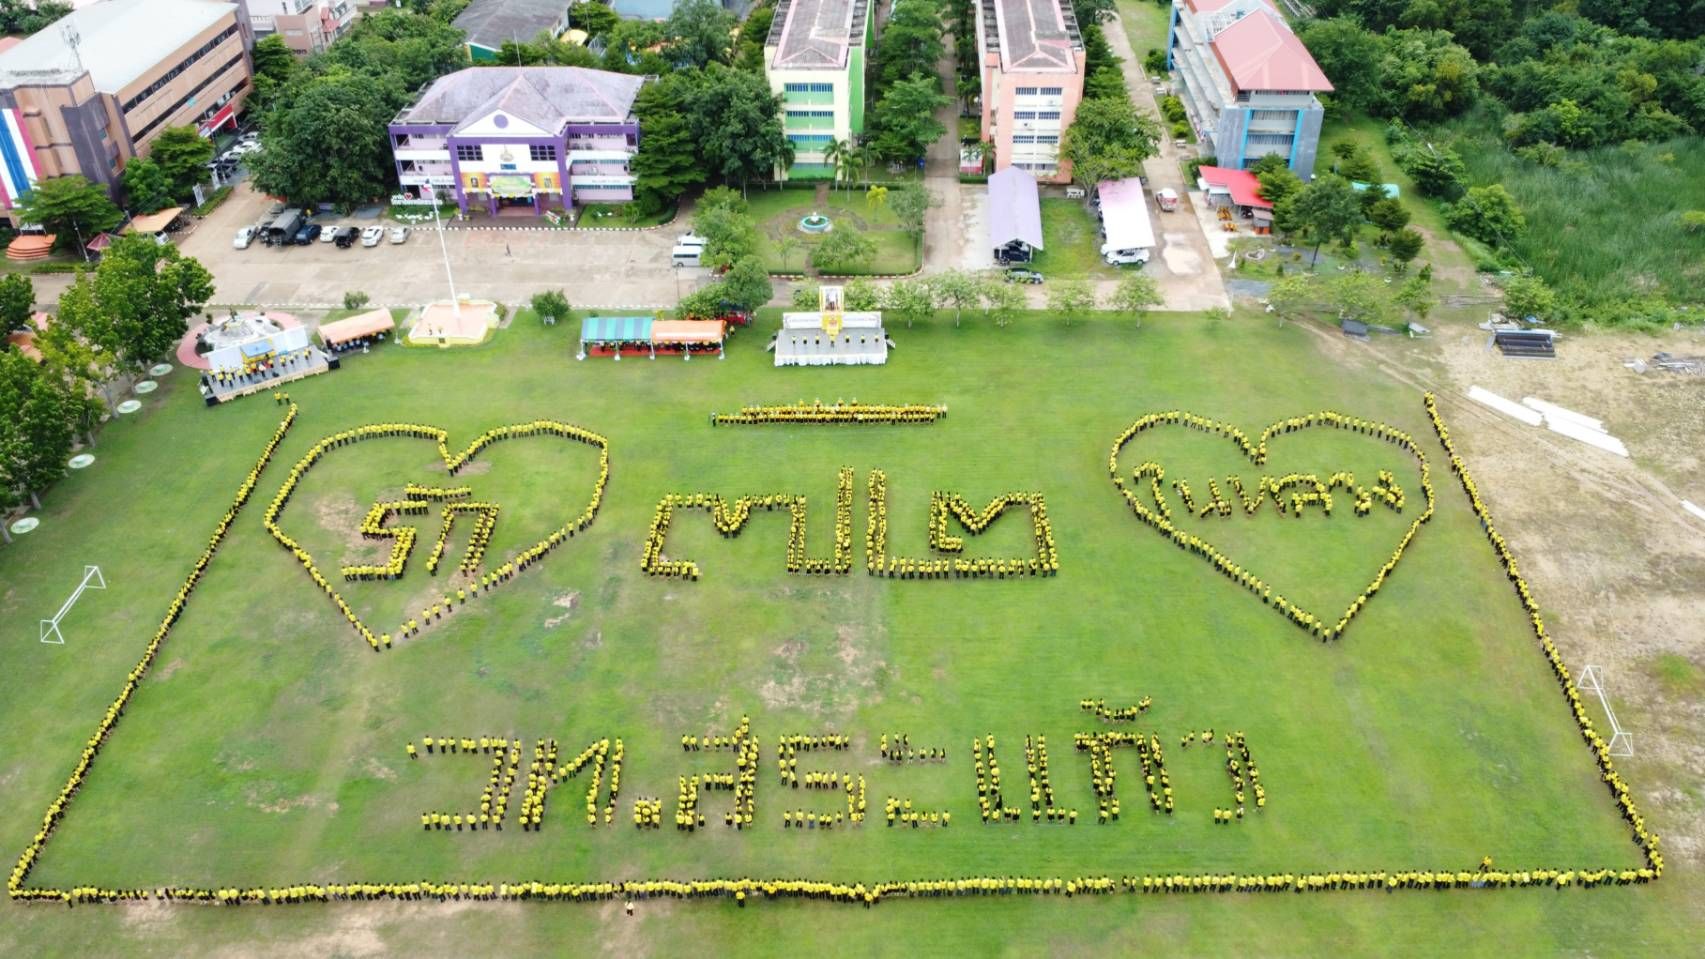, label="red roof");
[1210,11,1332,94]
[1198,166,1271,208]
